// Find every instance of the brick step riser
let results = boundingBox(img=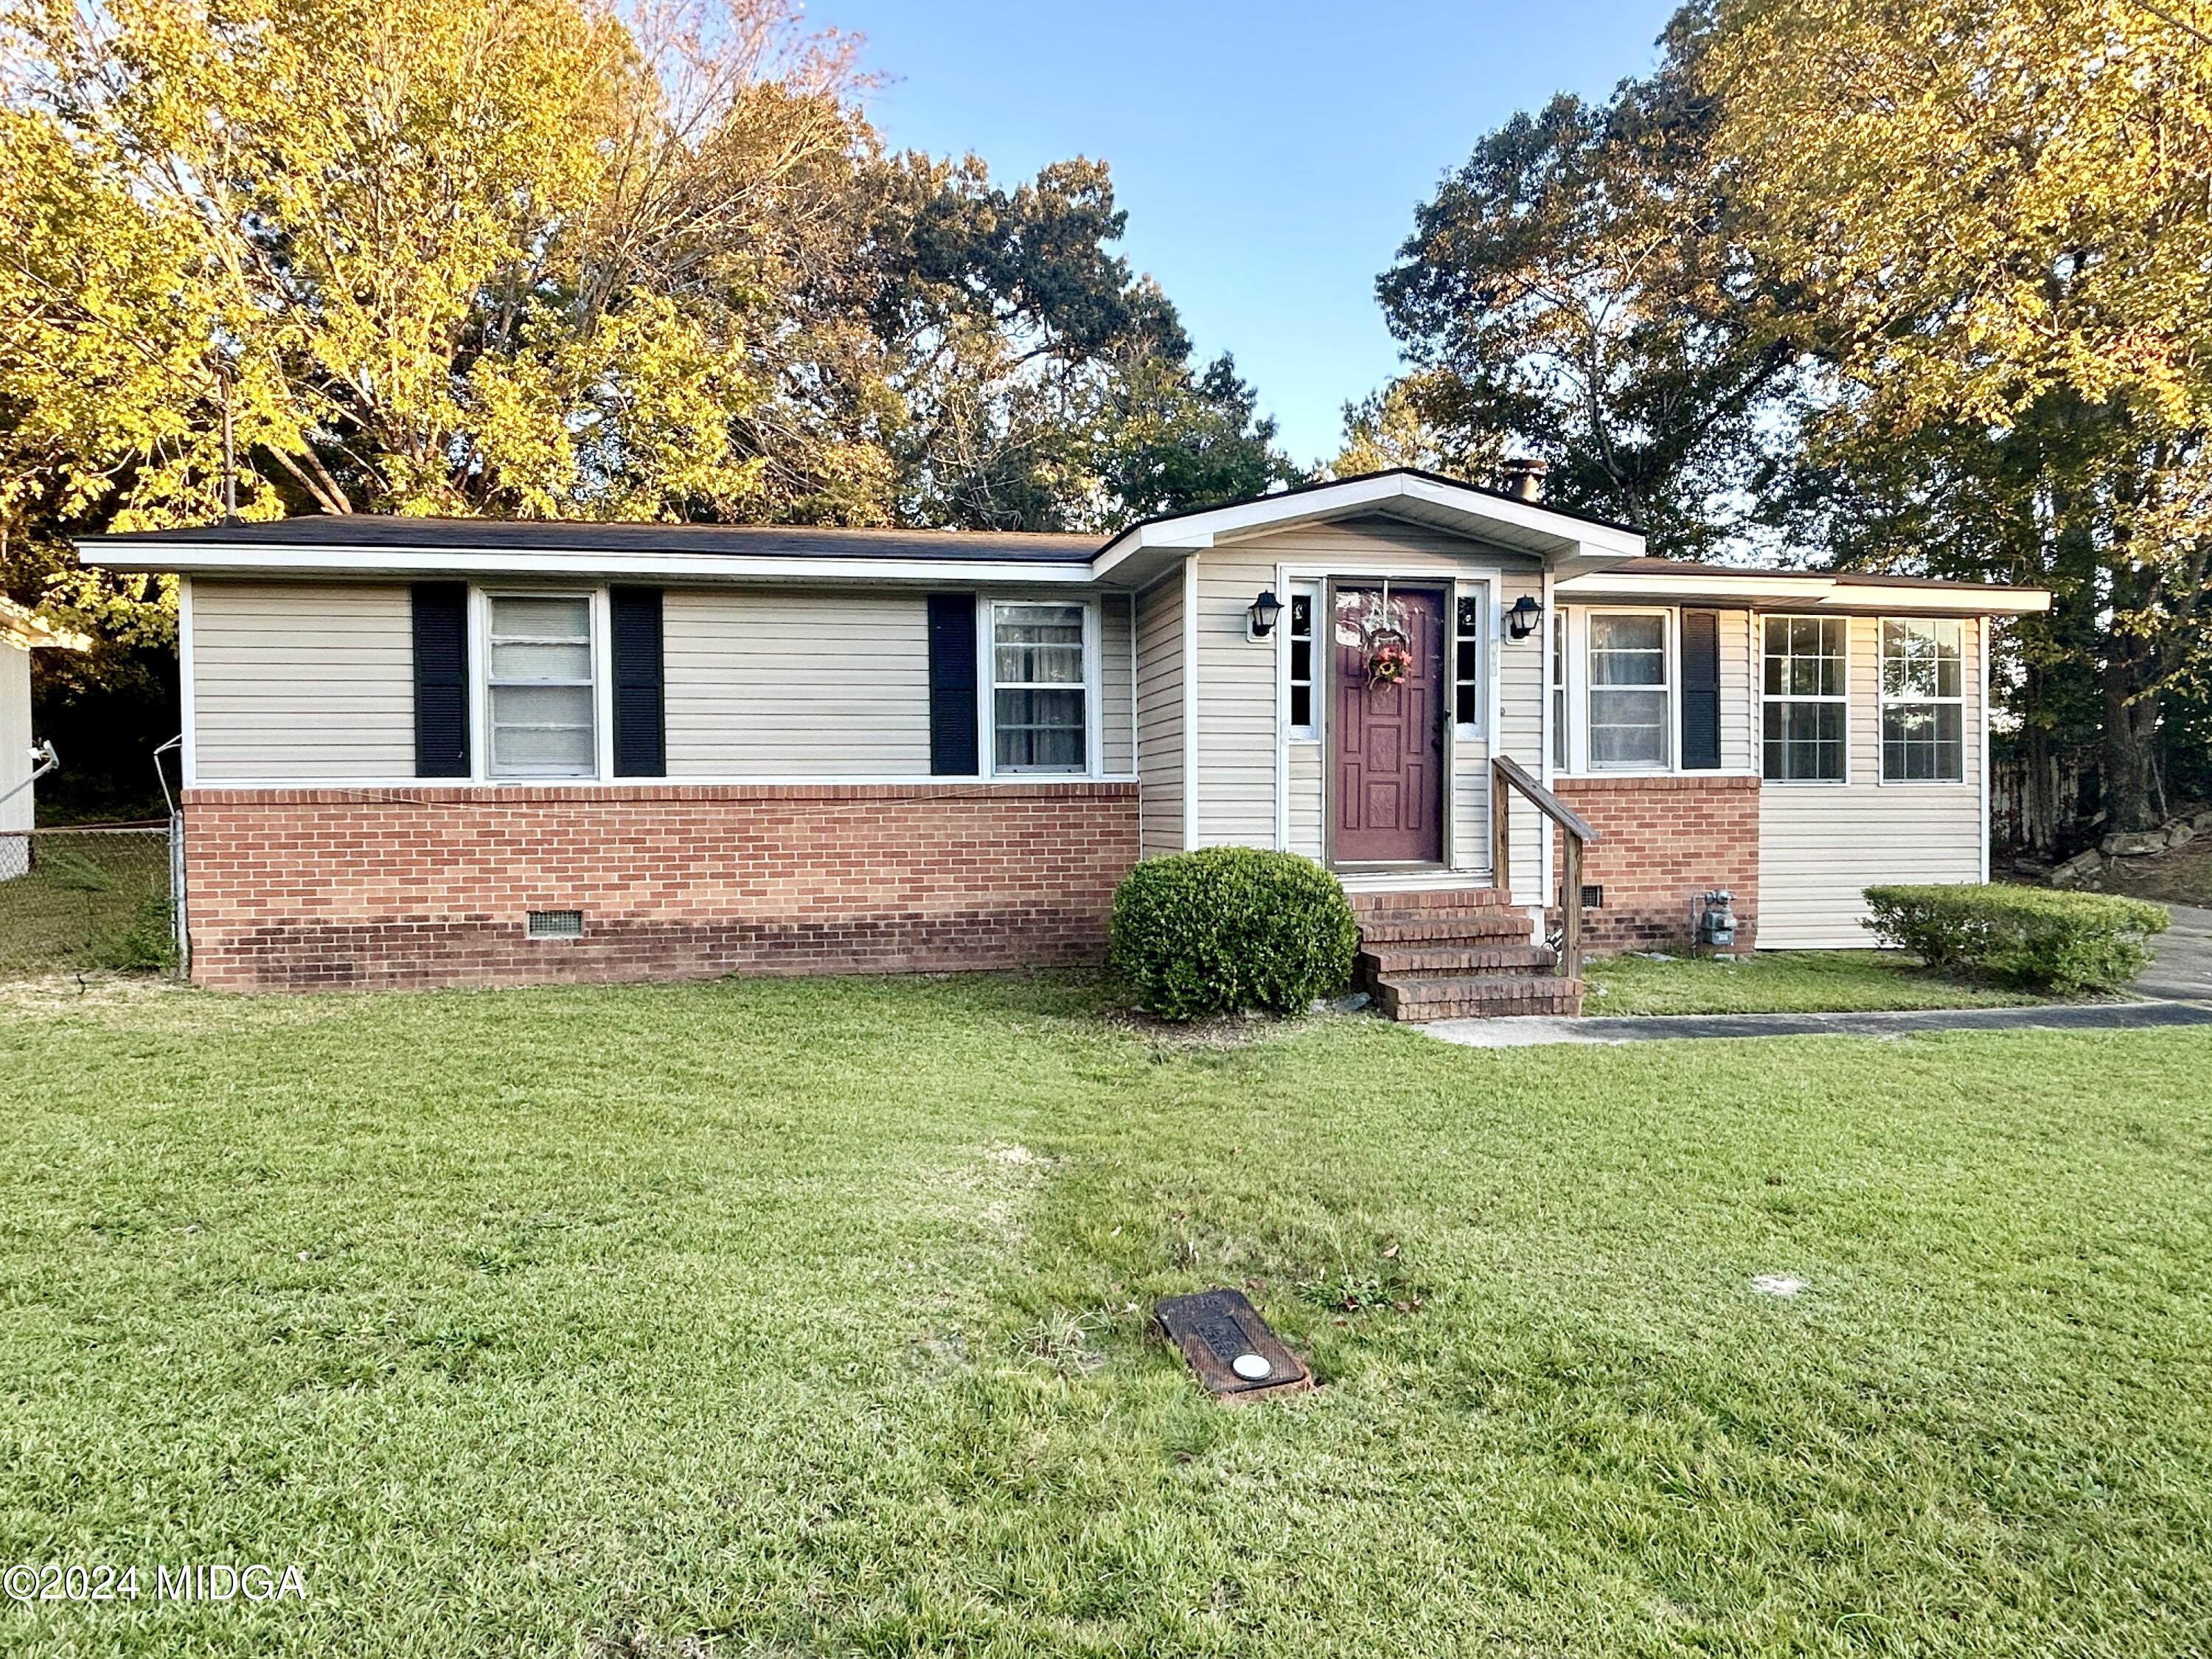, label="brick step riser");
[1377,990,1584,1020]
[1356,917,1536,946]
[1372,973,1585,1022]
[1382,994,1583,1020]
[1346,888,1512,914]
[1360,946,1557,976]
